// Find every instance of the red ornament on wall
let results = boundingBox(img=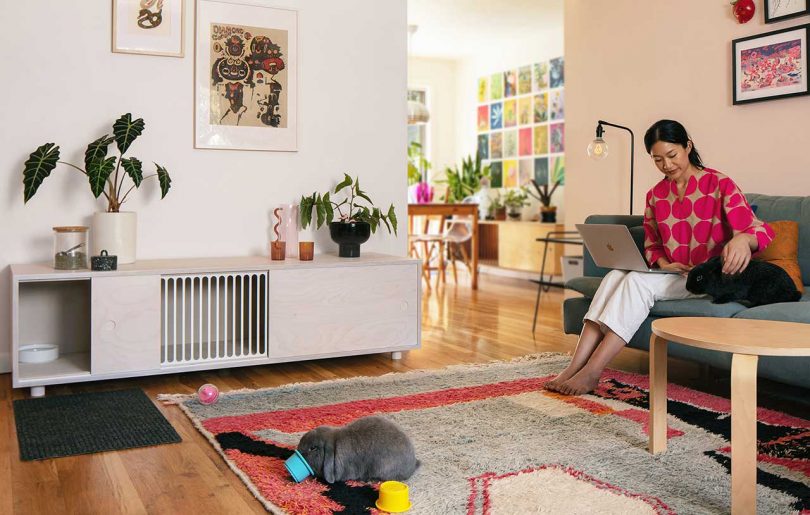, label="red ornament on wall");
[732,0,756,23]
